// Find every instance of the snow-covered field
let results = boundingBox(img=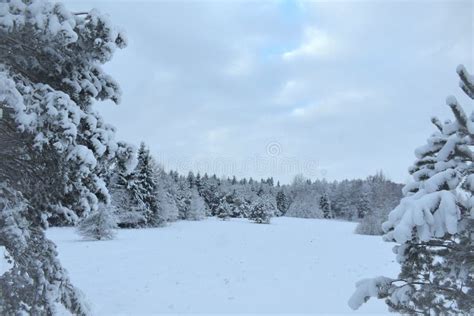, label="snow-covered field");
[45,217,397,315]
